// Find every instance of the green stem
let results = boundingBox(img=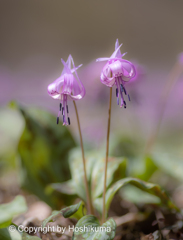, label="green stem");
[102,87,112,223]
[73,101,93,214]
